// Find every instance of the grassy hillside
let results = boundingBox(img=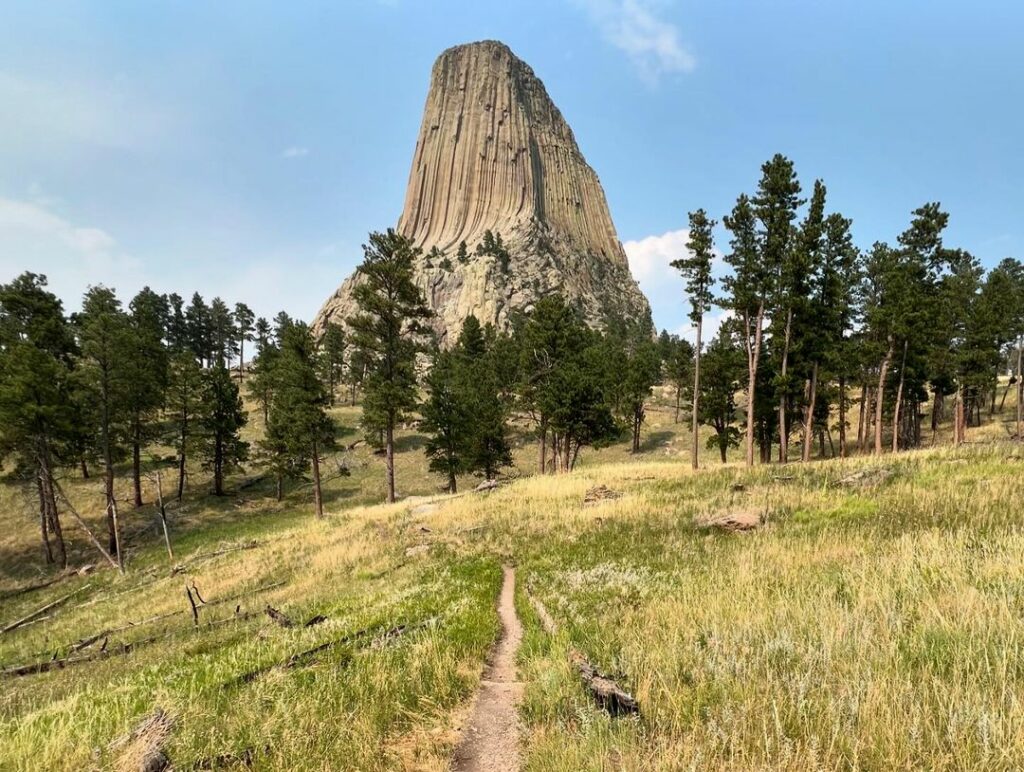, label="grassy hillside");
[1,386,1022,769]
